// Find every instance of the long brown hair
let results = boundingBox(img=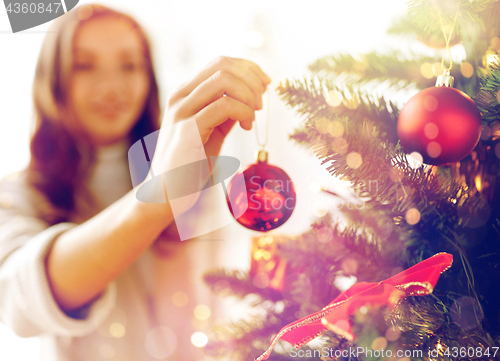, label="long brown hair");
[27,4,160,225]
